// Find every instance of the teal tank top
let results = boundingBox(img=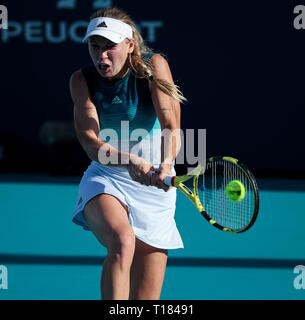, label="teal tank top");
[81,54,163,166]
